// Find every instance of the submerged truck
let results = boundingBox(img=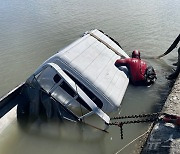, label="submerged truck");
[0,29,129,130]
